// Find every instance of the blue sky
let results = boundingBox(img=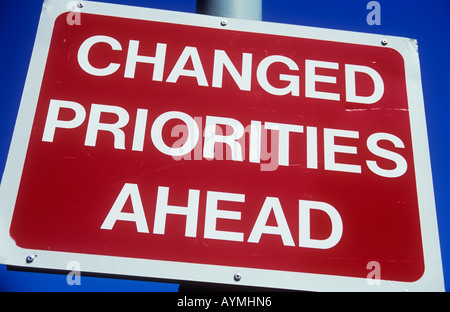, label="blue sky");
[0,0,449,291]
